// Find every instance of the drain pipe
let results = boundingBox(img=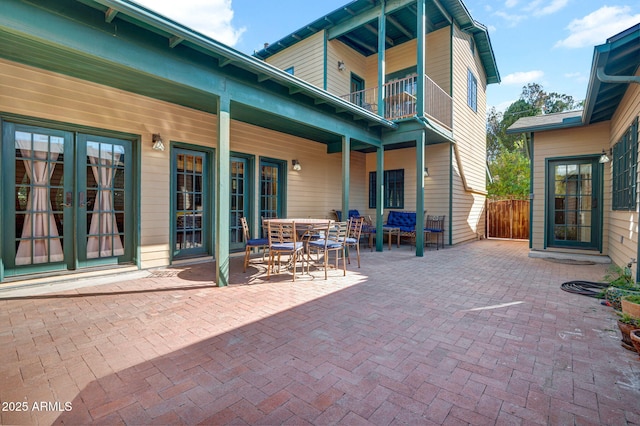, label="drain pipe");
[596,67,640,85]
[597,69,640,281]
